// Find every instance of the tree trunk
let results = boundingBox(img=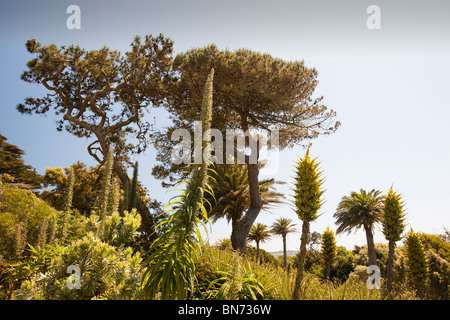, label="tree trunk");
[387,239,395,292]
[256,240,260,261]
[292,220,310,300]
[282,234,287,269]
[364,224,377,266]
[325,264,331,281]
[230,162,262,254]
